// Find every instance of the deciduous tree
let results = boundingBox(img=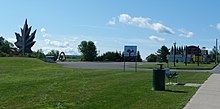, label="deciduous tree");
[0,36,14,54]
[78,41,97,61]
